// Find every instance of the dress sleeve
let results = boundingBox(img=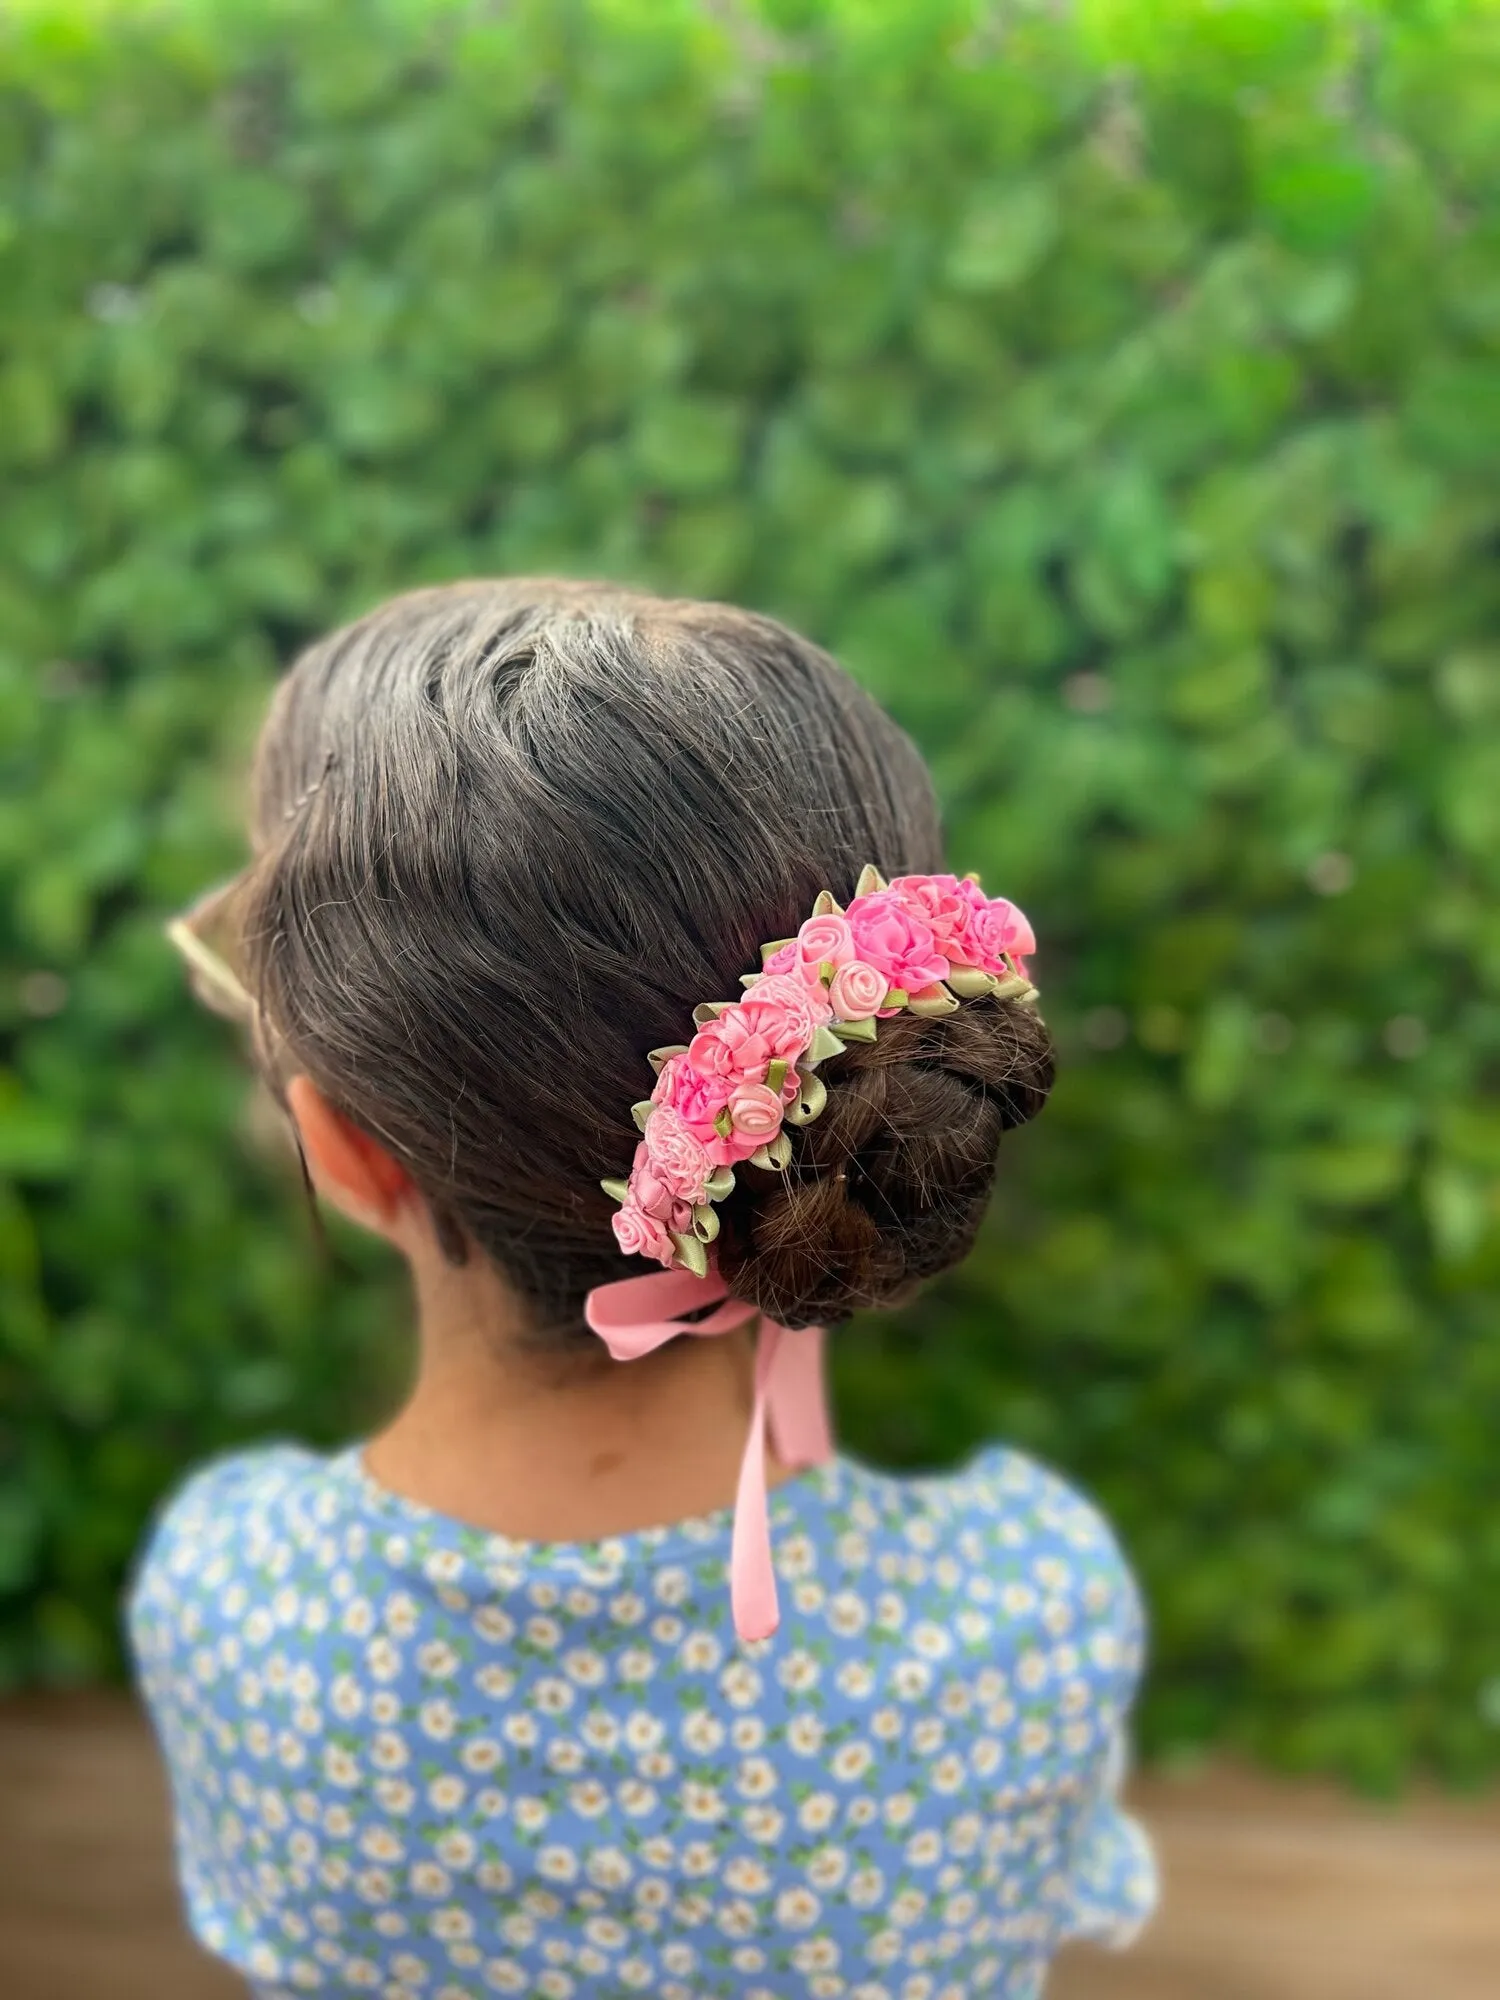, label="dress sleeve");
[126,1447,319,1992]
[971,1445,1160,1951]
[1055,1722,1159,1947]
